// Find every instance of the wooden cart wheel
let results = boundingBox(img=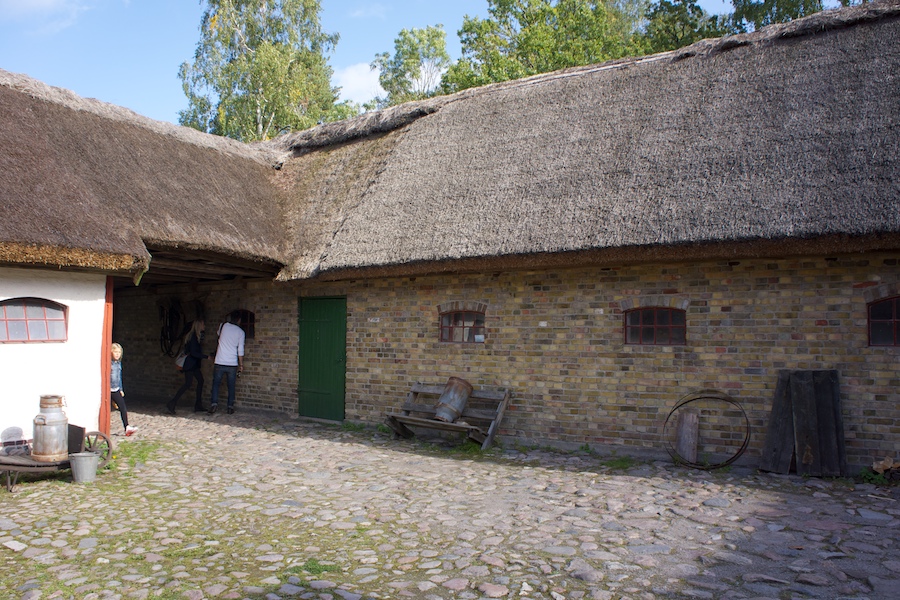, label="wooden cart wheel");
[83,431,115,469]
